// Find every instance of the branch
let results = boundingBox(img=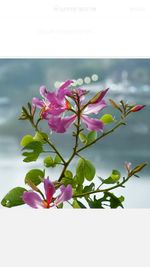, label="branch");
[73,172,133,198]
[77,121,126,154]
[29,116,66,164]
